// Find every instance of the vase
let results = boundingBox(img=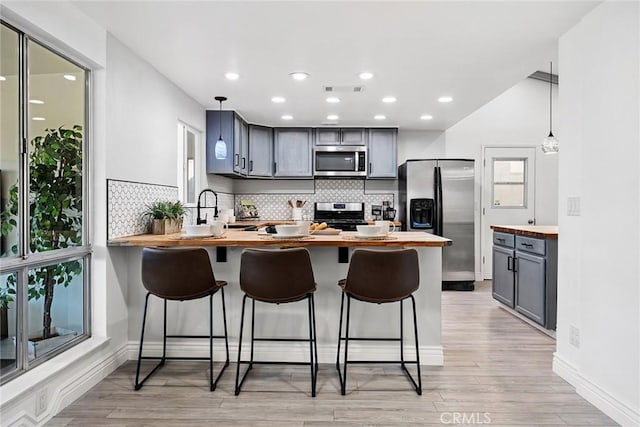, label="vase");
[151,219,182,235]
